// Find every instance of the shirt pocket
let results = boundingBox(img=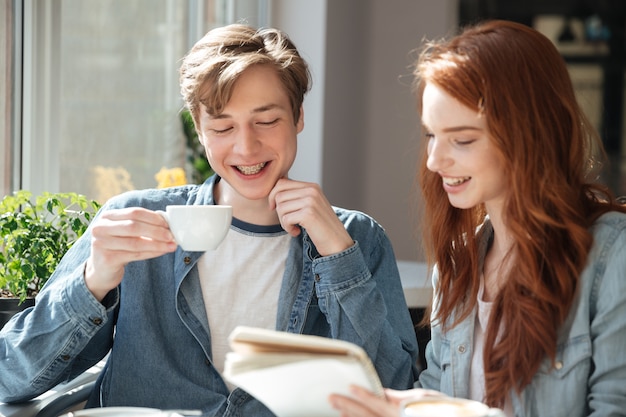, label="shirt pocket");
[538,334,591,377]
[438,338,454,394]
[528,334,591,416]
